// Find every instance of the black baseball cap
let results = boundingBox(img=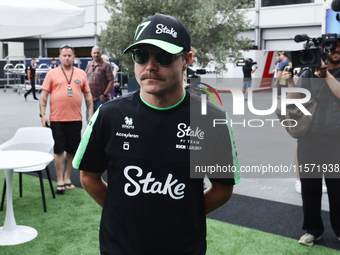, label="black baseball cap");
[279,51,288,57]
[123,14,191,54]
